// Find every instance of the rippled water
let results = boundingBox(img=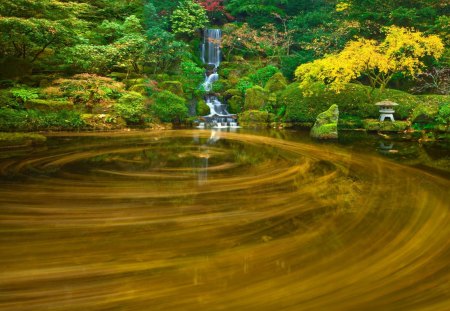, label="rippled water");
[0,130,449,311]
